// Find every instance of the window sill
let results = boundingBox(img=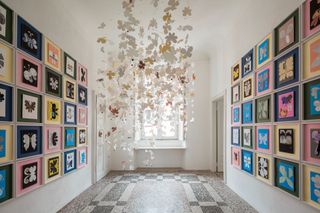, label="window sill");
[134,140,186,150]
